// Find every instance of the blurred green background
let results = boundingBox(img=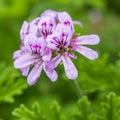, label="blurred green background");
[0,0,120,119]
